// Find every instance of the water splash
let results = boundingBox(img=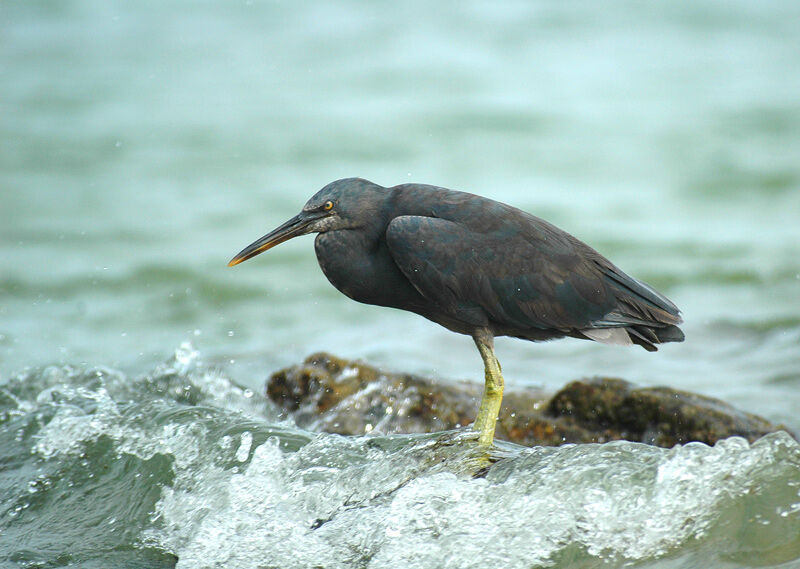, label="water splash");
[1,348,799,569]
[148,428,800,569]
